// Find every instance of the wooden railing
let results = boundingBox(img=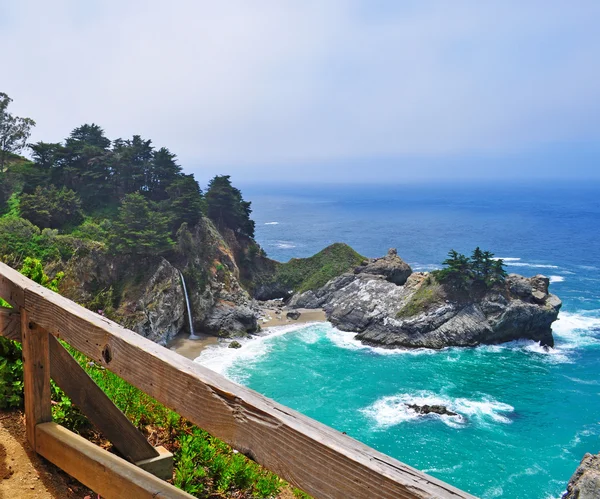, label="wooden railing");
[0,261,477,499]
